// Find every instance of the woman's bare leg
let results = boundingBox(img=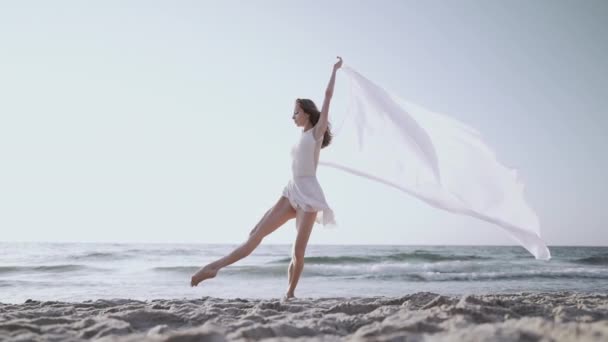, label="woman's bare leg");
[286,214,300,291]
[190,196,296,287]
[284,209,316,299]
